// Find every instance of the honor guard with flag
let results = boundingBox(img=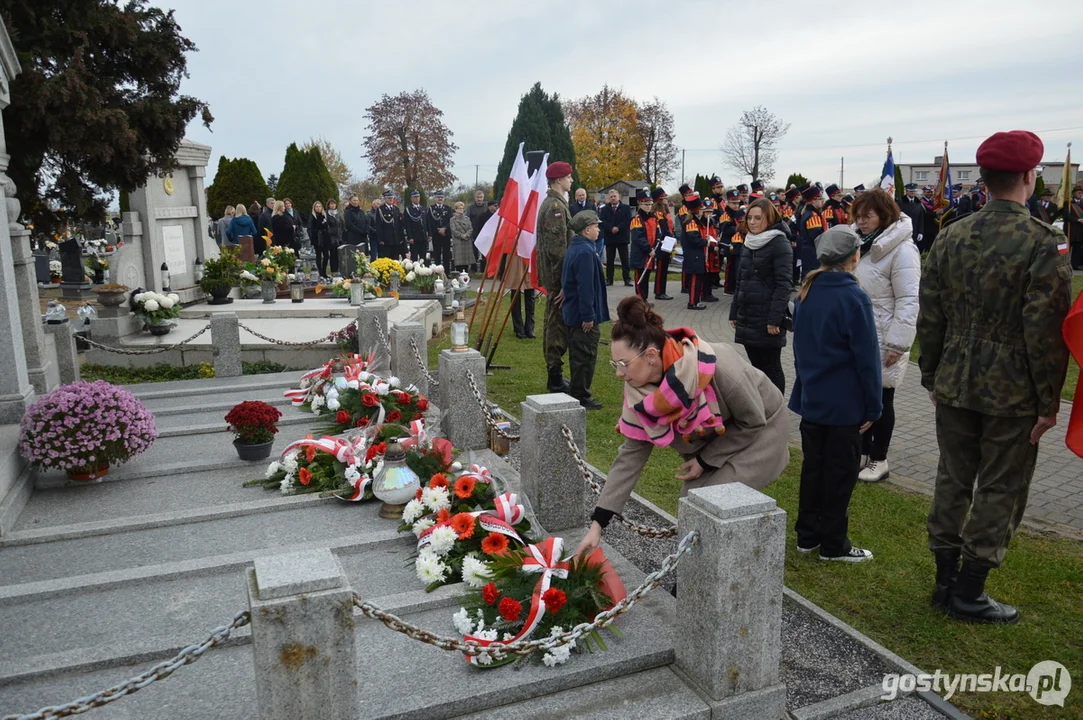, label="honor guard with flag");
[651,187,675,300]
[374,189,406,259]
[797,183,826,279]
[426,190,453,269]
[823,184,848,227]
[537,160,575,394]
[919,130,1072,624]
[403,190,429,258]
